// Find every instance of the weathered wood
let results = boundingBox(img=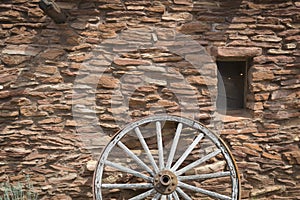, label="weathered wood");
[39,0,67,23]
